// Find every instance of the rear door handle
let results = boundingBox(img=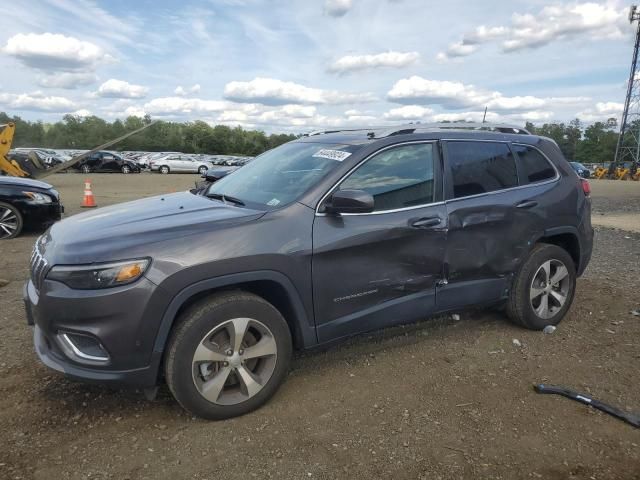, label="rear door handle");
[516,200,538,209]
[410,216,442,228]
